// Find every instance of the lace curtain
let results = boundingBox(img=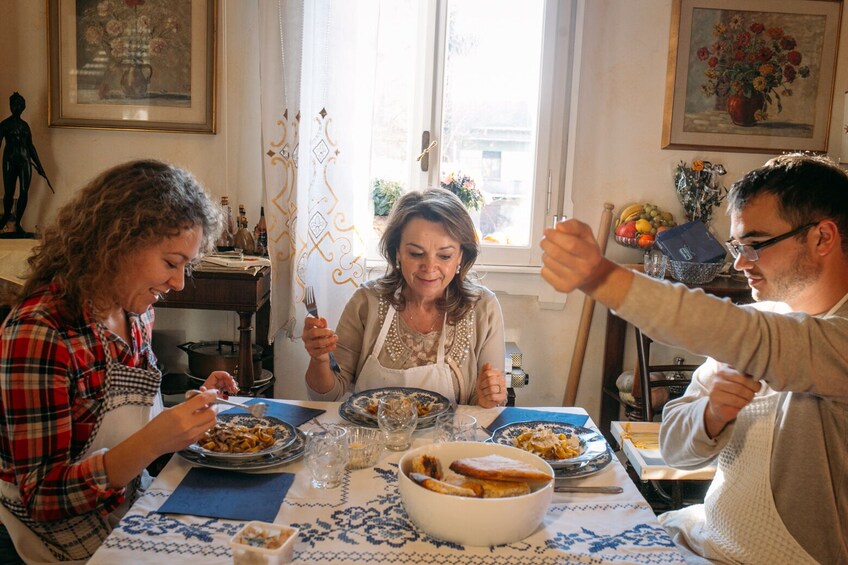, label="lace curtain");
[258,1,378,350]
